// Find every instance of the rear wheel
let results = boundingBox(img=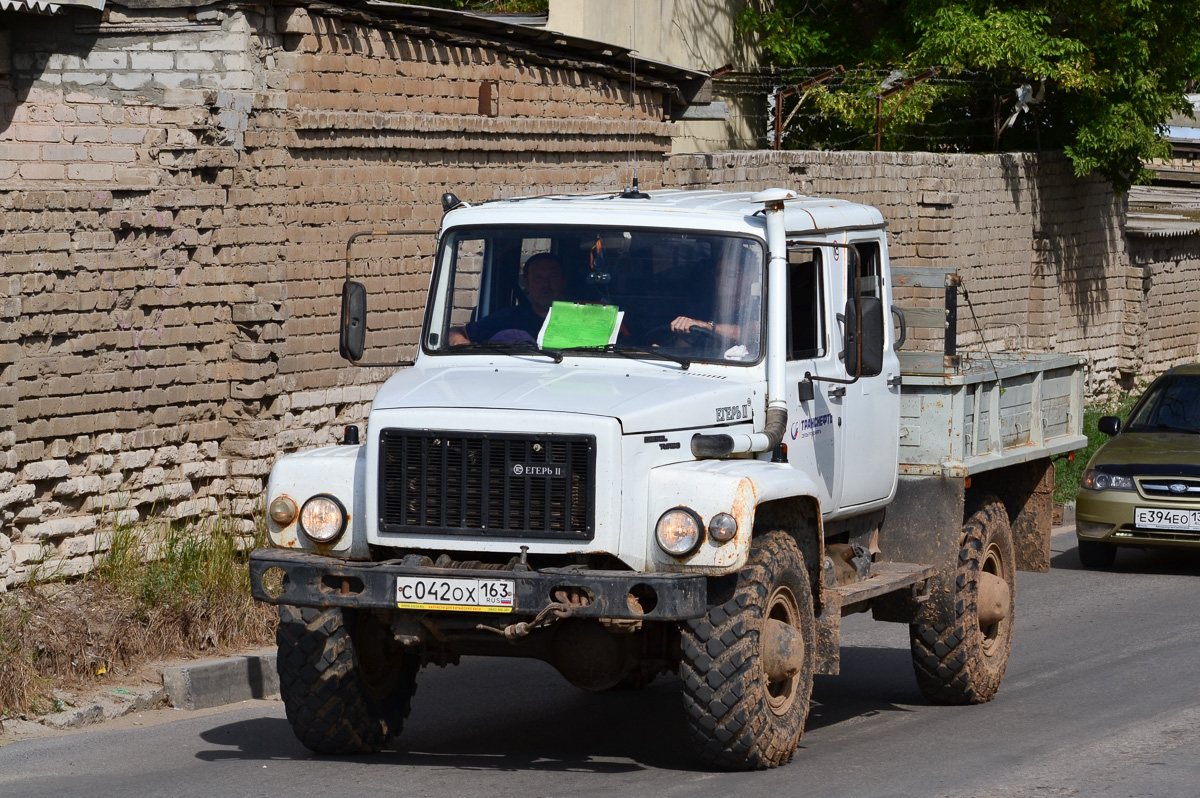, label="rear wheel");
[910,497,1015,704]
[1077,539,1117,569]
[276,605,418,754]
[680,531,816,769]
